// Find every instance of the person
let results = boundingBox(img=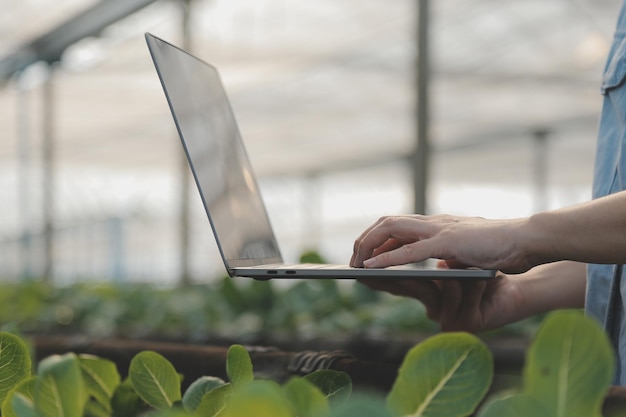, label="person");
[350,1,626,385]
